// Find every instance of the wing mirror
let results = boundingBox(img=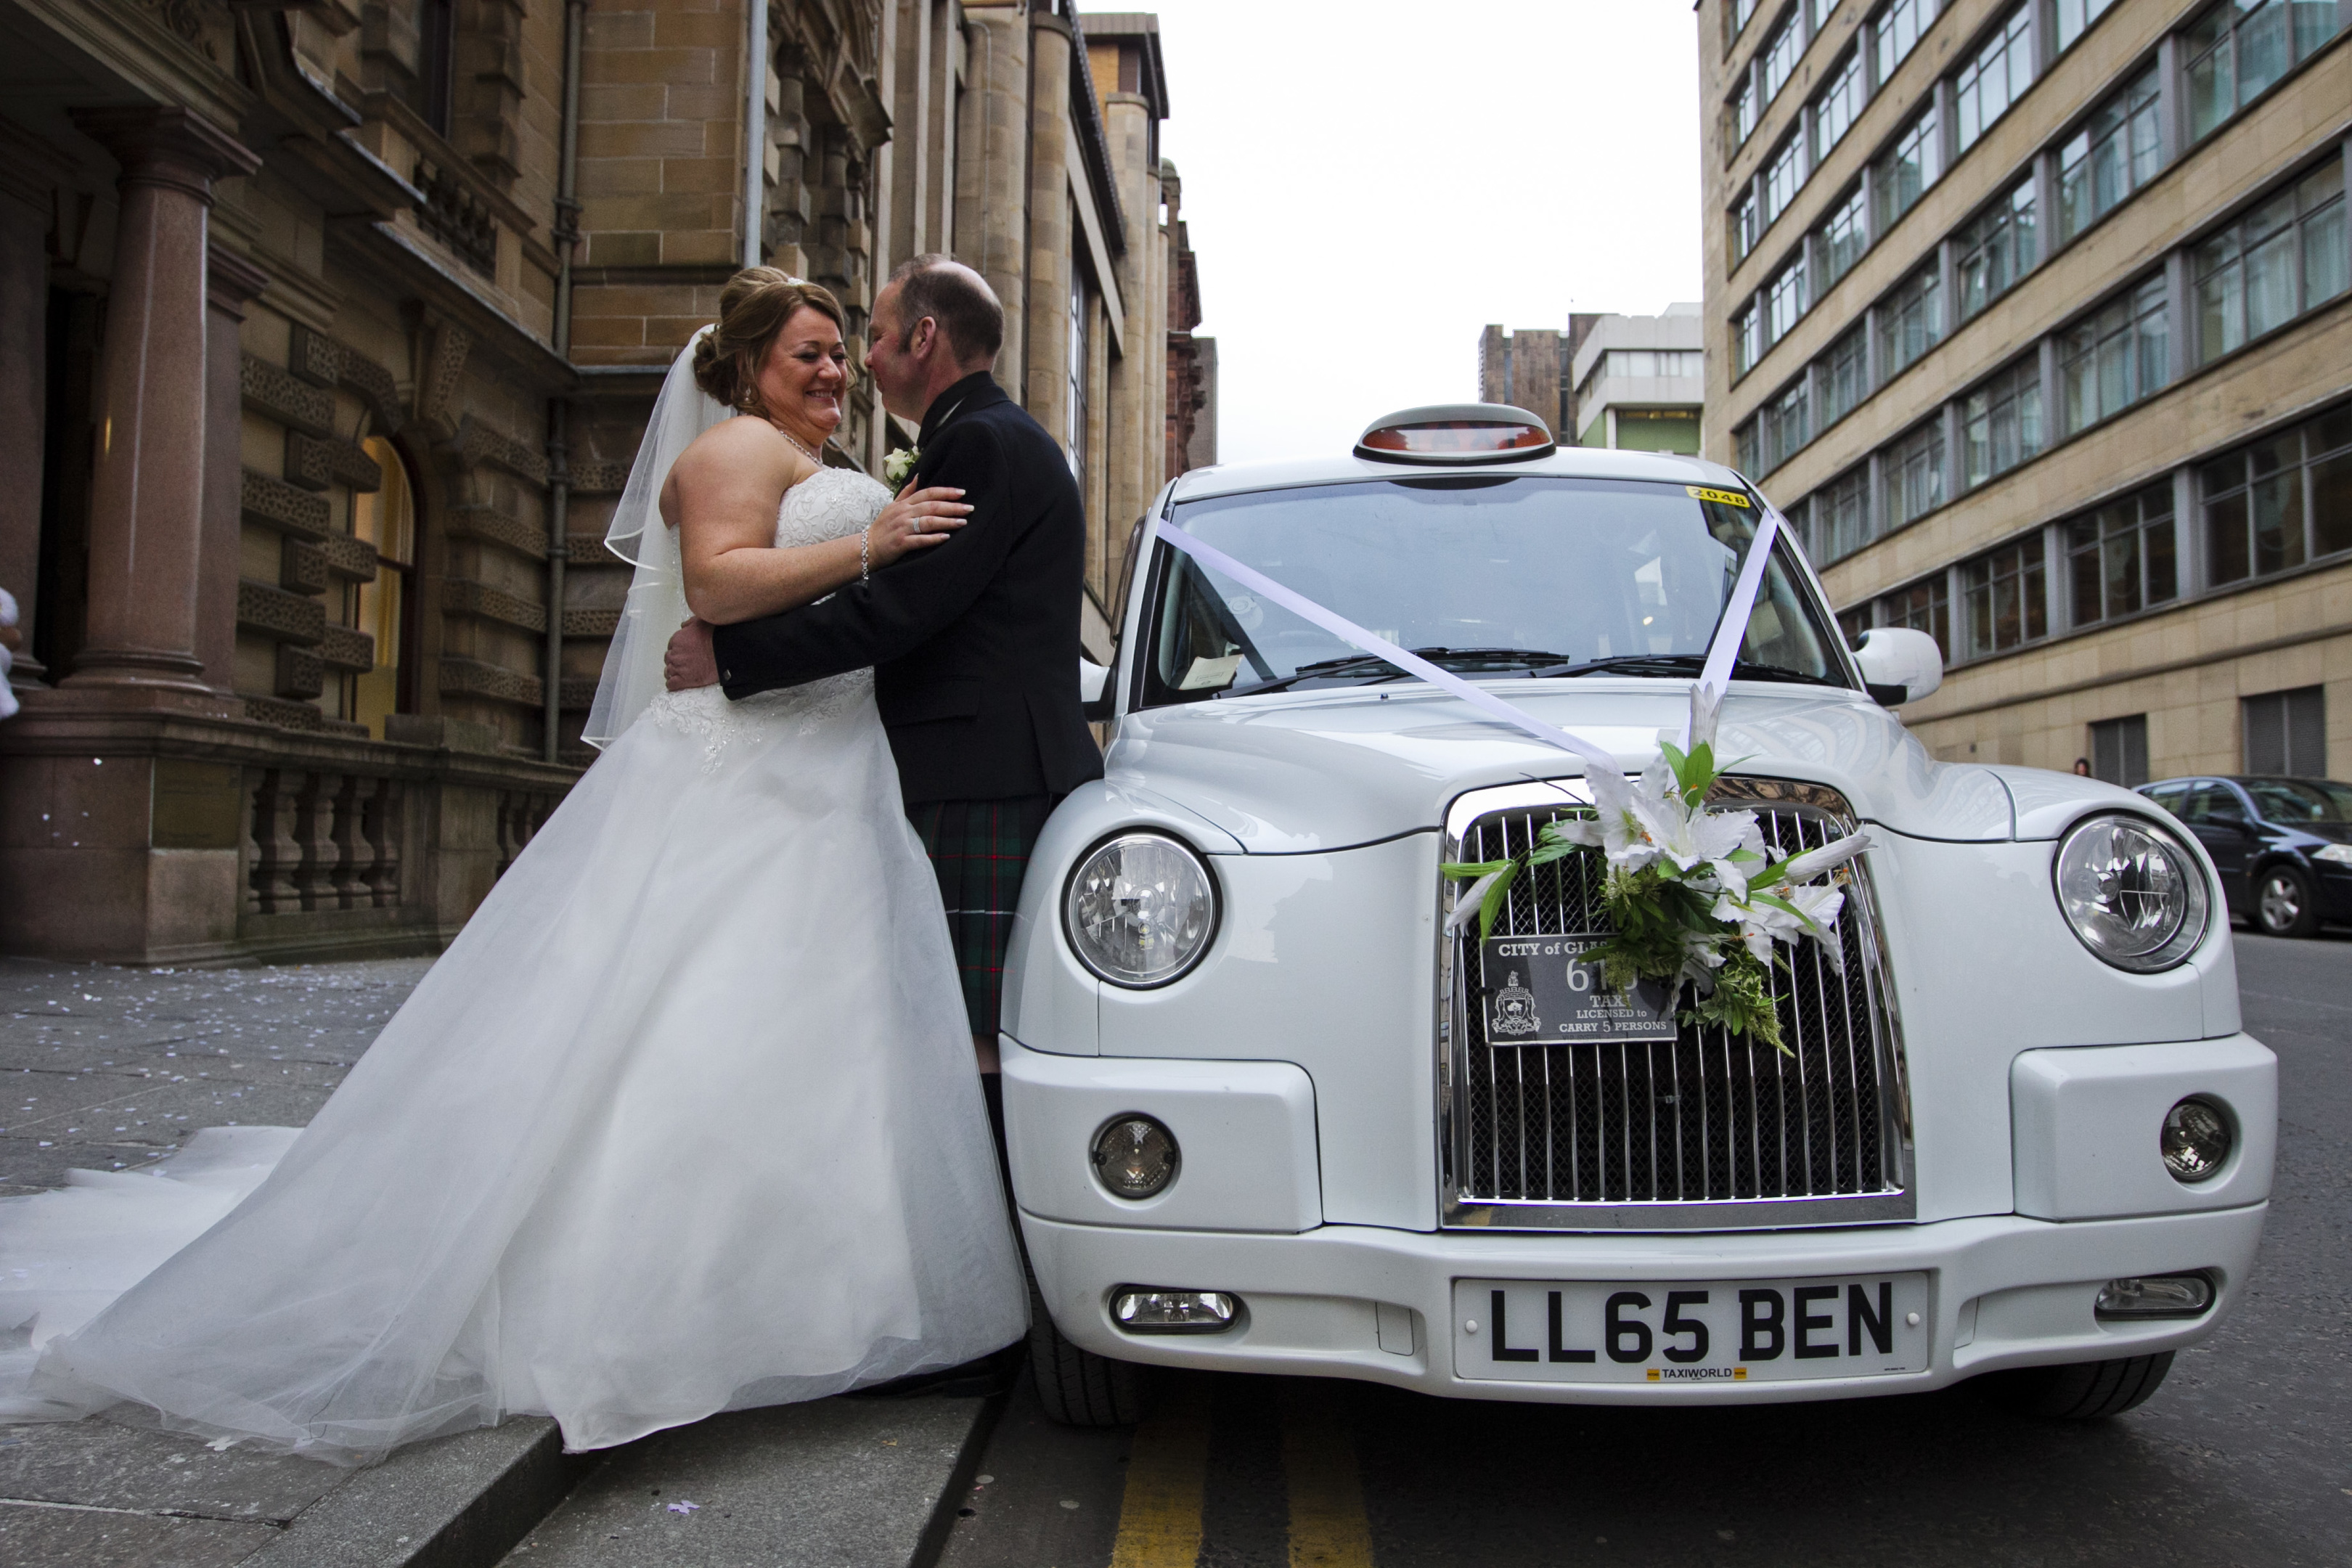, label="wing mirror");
[1853,626,1943,707]
[1079,657,1114,722]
